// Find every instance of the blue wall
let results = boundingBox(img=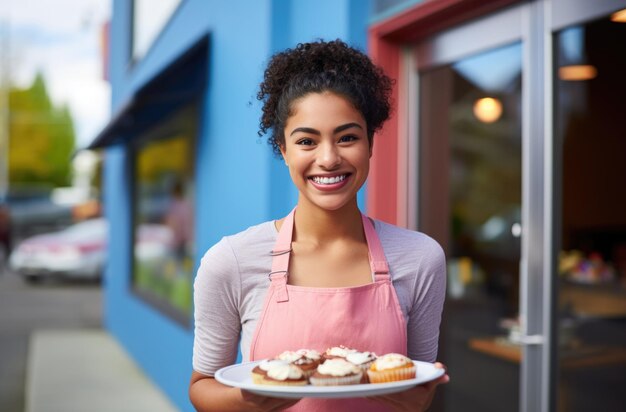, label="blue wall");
[104,1,371,410]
